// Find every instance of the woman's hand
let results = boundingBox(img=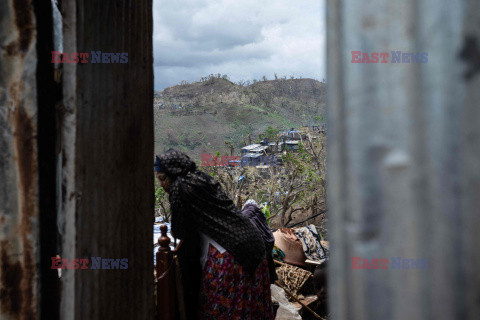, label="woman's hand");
[173,239,184,253]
